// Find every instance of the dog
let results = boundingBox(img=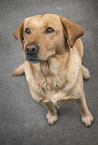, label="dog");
[12,14,94,126]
